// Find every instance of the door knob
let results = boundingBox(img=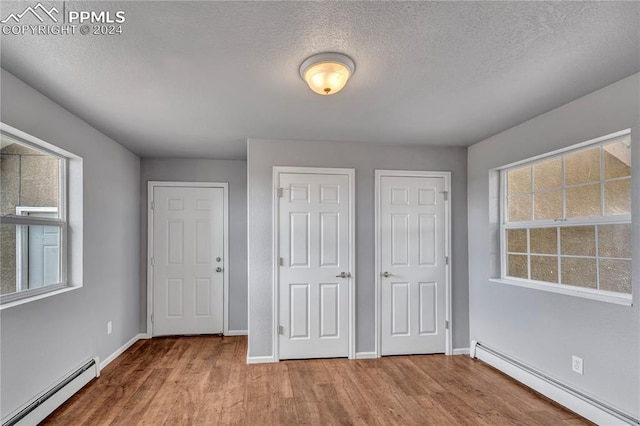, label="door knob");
[382,271,394,278]
[336,272,351,278]
[216,267,223,273]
